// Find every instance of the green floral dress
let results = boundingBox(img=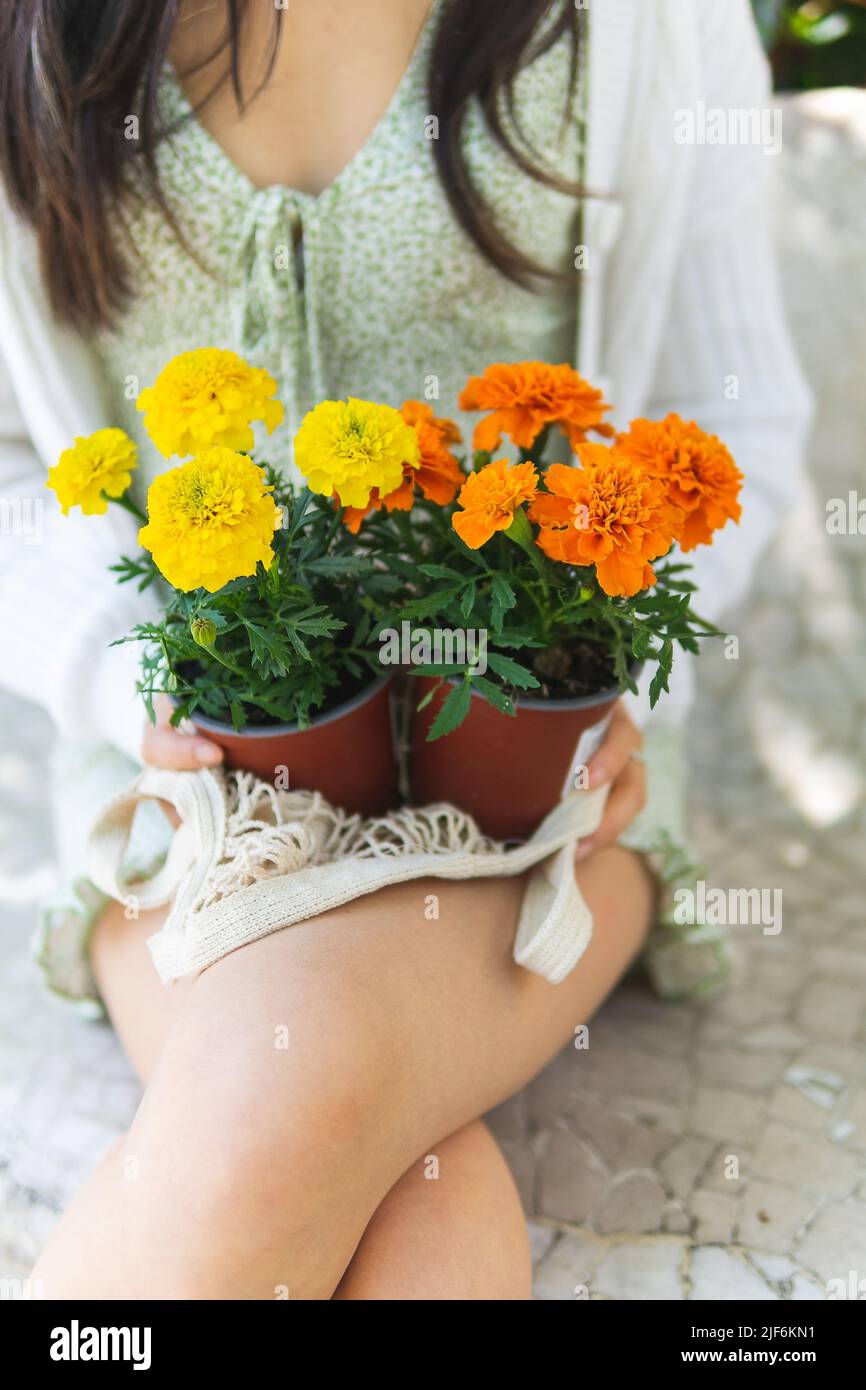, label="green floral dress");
[36,0,724,1012]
